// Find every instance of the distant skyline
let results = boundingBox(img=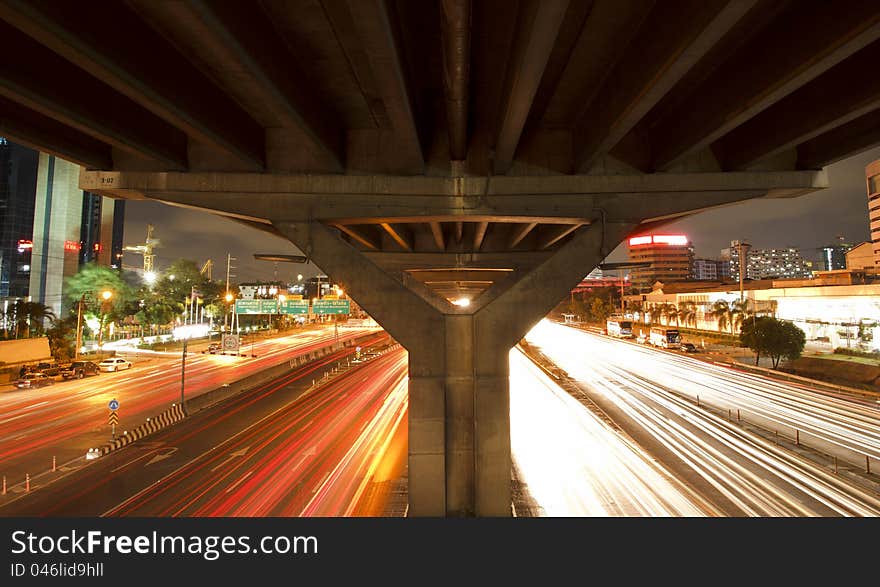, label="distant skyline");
[122,145,880,282]
[606,145,880,265]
